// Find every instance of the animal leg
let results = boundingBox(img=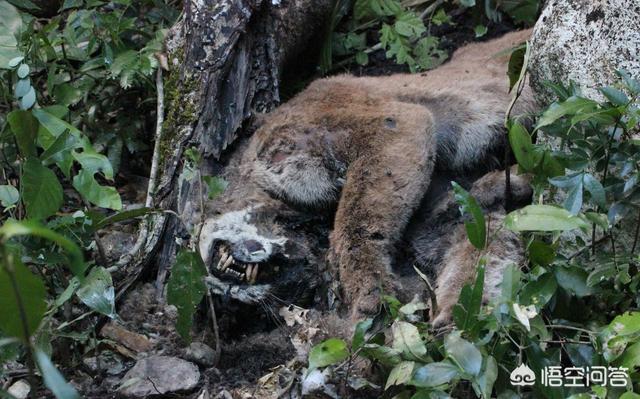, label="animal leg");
[330,109,436,320]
